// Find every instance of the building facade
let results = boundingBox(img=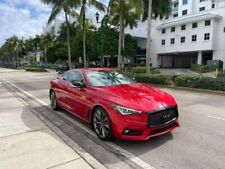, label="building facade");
[150,0,225,68]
